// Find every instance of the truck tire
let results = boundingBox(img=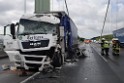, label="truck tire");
[51,49,63,67]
